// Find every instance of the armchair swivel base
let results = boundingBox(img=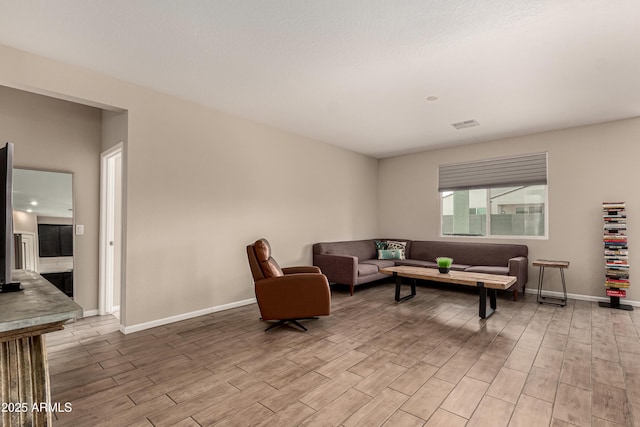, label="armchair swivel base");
[263,317,319,332]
